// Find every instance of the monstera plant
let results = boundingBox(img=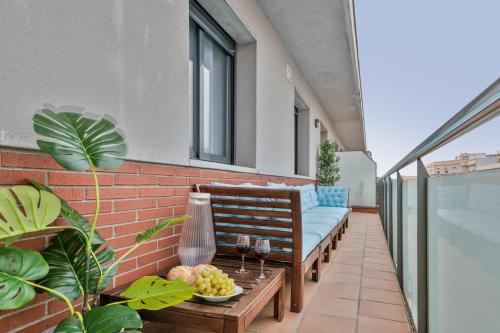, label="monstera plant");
[0,106,194,332]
